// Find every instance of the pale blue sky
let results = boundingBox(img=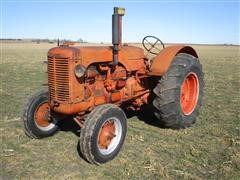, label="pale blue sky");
[1,0,239,44]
